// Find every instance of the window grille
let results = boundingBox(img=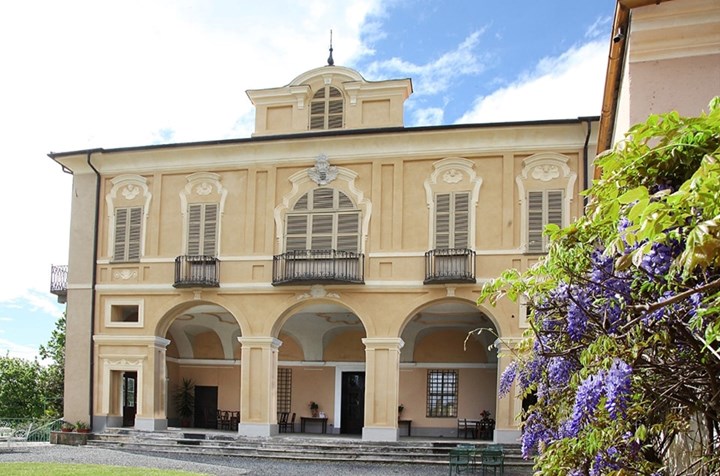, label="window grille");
[426,369,458,417]
[277,368,292,413]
